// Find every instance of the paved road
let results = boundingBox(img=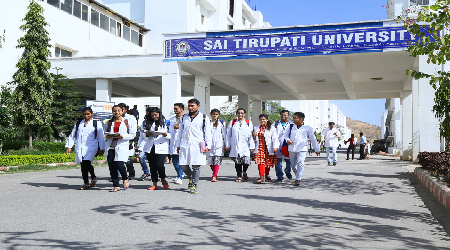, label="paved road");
[1,151,449,249]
